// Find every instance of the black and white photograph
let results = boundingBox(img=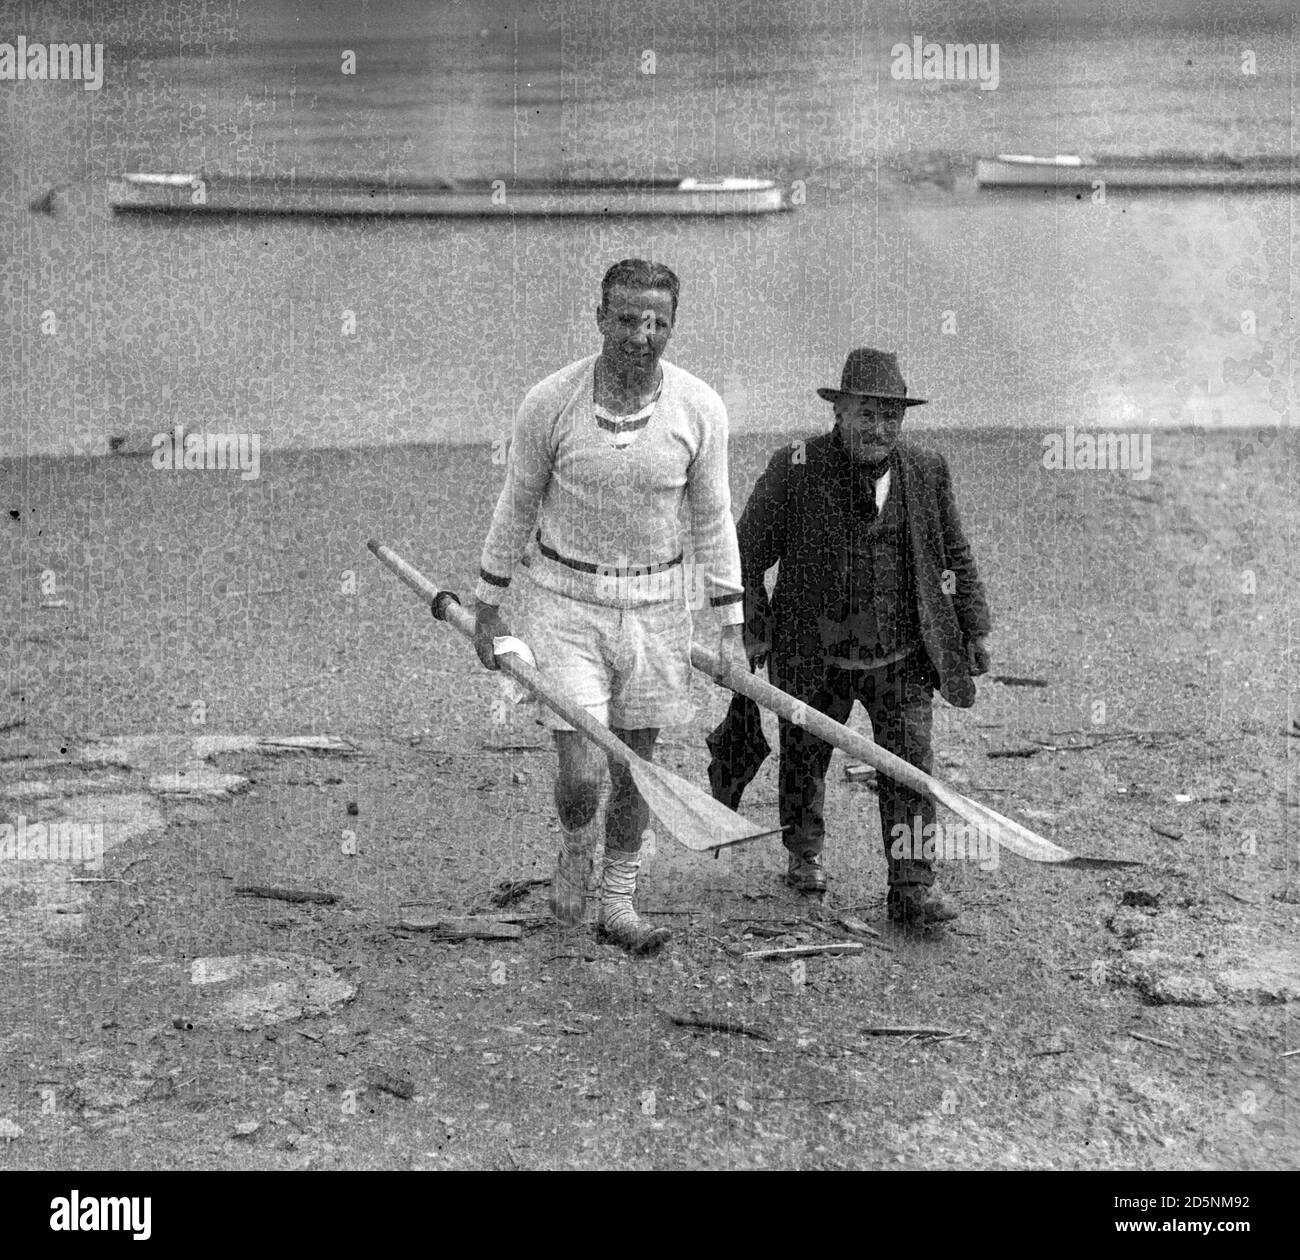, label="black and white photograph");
[1,0,1295,1197]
